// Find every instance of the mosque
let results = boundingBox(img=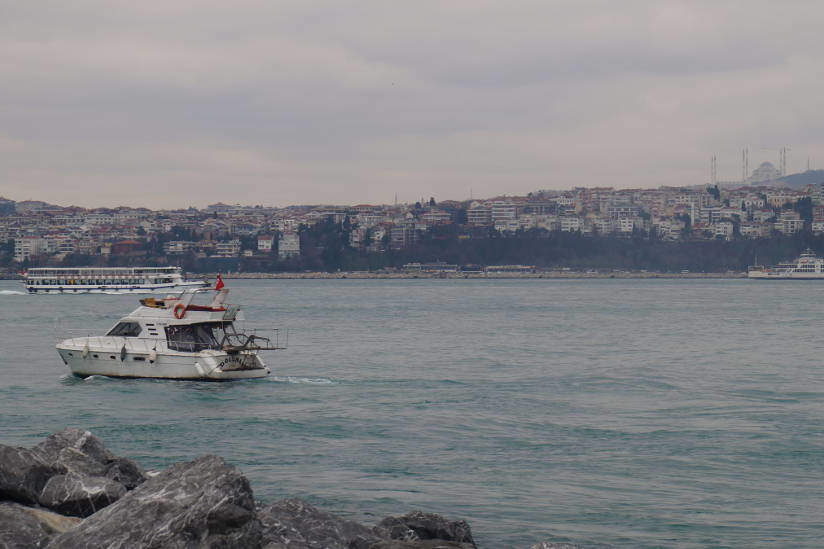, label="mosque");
[747,161,782,184]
